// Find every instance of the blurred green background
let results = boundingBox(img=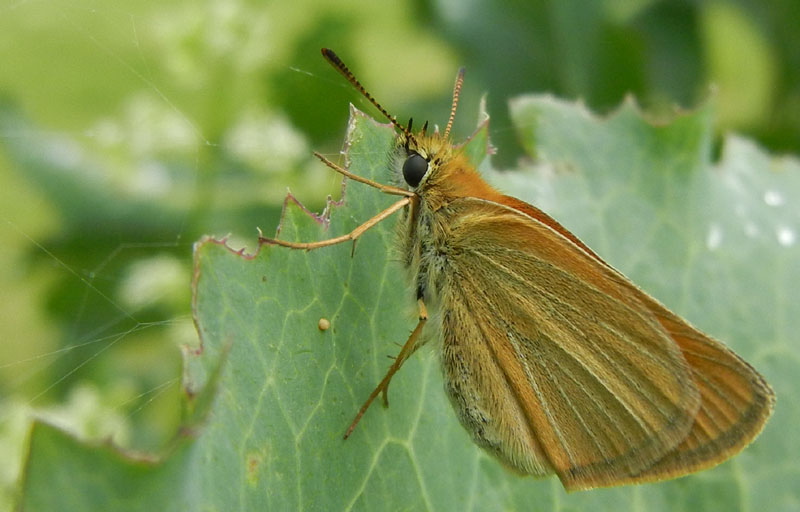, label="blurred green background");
[0,0,797,507]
